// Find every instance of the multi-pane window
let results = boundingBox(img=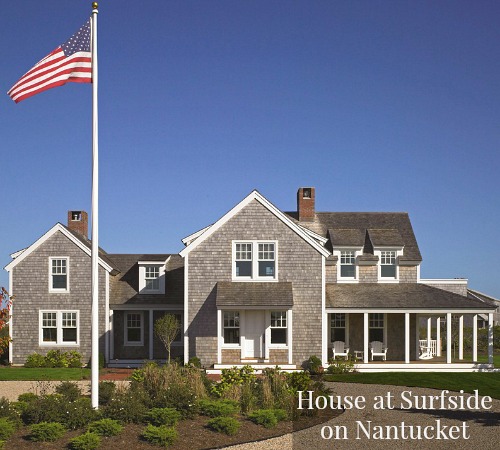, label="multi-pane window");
[234,241,277,279]
[270,311,287,344]
[235,243,252,277]
[40,311,78,345]
[369,313,384,342]
[380,251,396,278]
[223,311,240,344]
[50,258,68,291]
[330,313,346,342]
[126,313,143,345]
[258,243,275,277]
[145,266,160,290]
[340,251,356,278]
